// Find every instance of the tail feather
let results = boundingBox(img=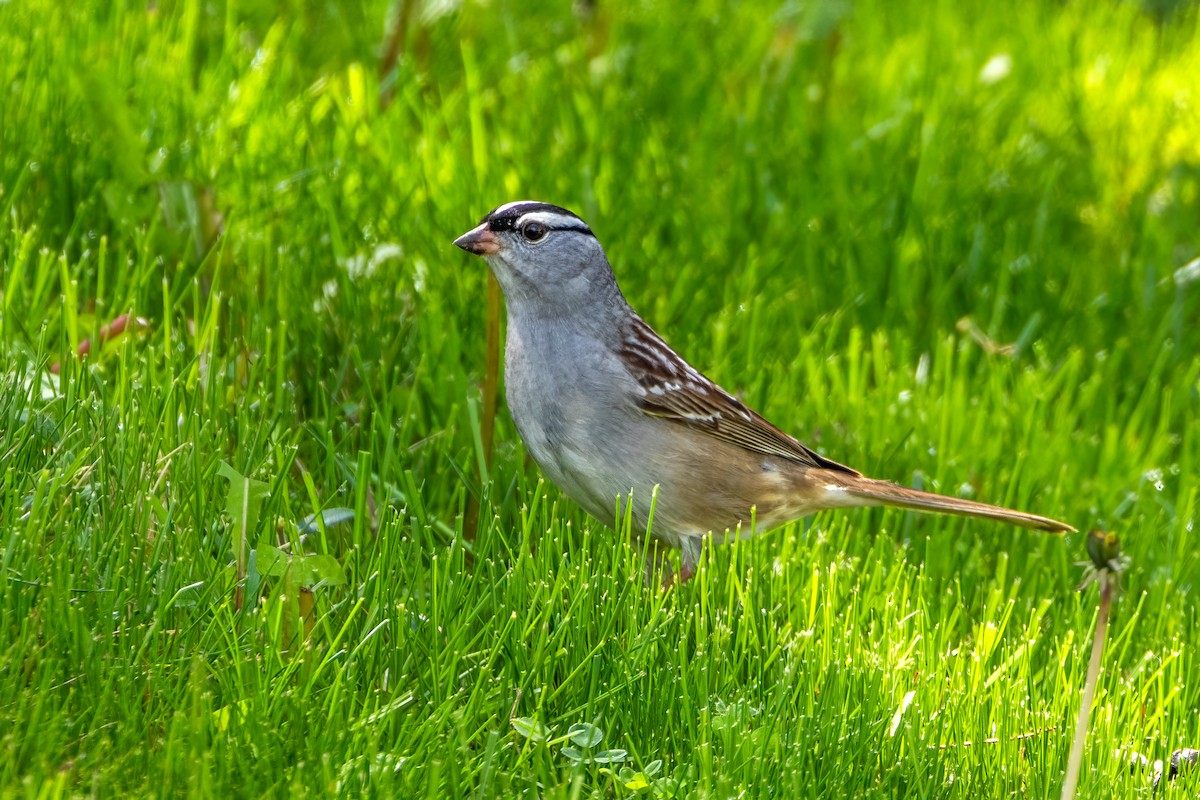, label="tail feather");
[828,474,1074,533]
